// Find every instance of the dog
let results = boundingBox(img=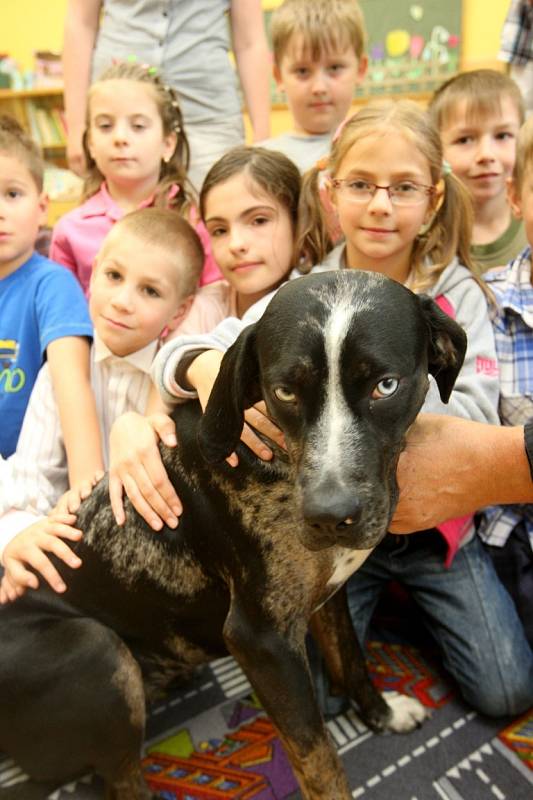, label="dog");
[0,270,466,800]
